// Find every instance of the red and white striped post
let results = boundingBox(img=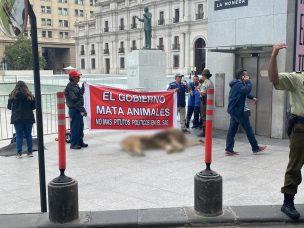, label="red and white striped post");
[57,92,66,173]
[48,92,79,223]
[205,87,214,168]
[194,84,222,216]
